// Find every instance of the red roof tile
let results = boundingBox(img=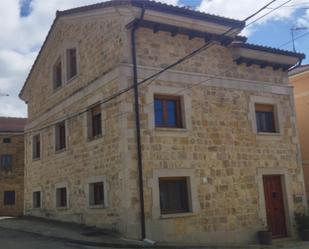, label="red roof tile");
[0,117,27,133]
